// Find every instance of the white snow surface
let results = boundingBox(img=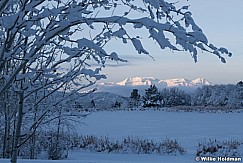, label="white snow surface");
[76,111,243,147]
[1,110,243,163]
[1,155,192,163]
